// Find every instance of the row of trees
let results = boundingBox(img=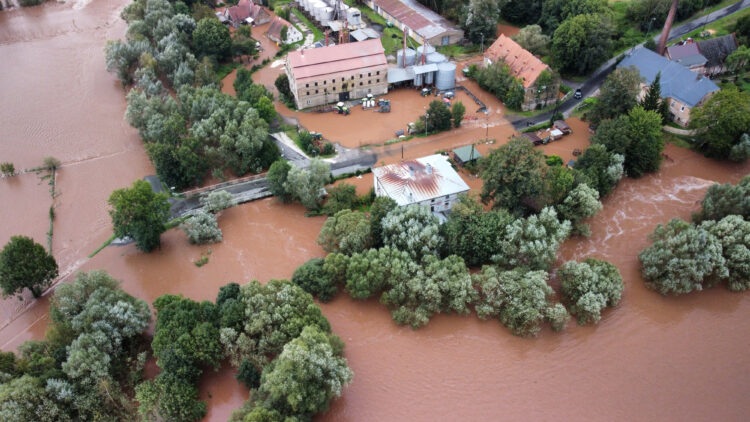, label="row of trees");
[0,271,151,421]
[136,279,353,422]
[107,0,279,191]
[470,62,526,110]
[639,175,750,294]
[266,159,332,211]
